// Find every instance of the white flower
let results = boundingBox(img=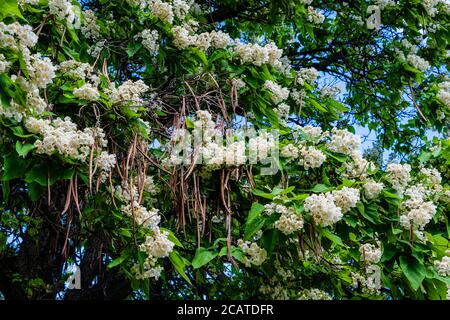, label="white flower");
[437,81,450,109]
[210,30,231,49]
[108,79,149,108]
[27,54,57,89]
[332,187,360,213]
[172,0,190,20]
[274,209,304,235]
[434,256,450,277]
[238,239,267,267]
[306,6,325,24]
[304,193,342,227]
[139,228,175,258]
[360,243,382,264]
[73,83,100,101]
[48,0,80,28]
[328,128,361,155]
[96,151,116,173]
[141,29,160,54]
[298,146,326,169]
[281,144,299,159]
[298,288,331,300]
[122,204,161,230]
[387,163,411,194]
[407,54,430,71]
[81,10,101,39]
[25,116,106,161]
[364,180,384,199]
[264,80,289,104]
[0,54,11,73]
